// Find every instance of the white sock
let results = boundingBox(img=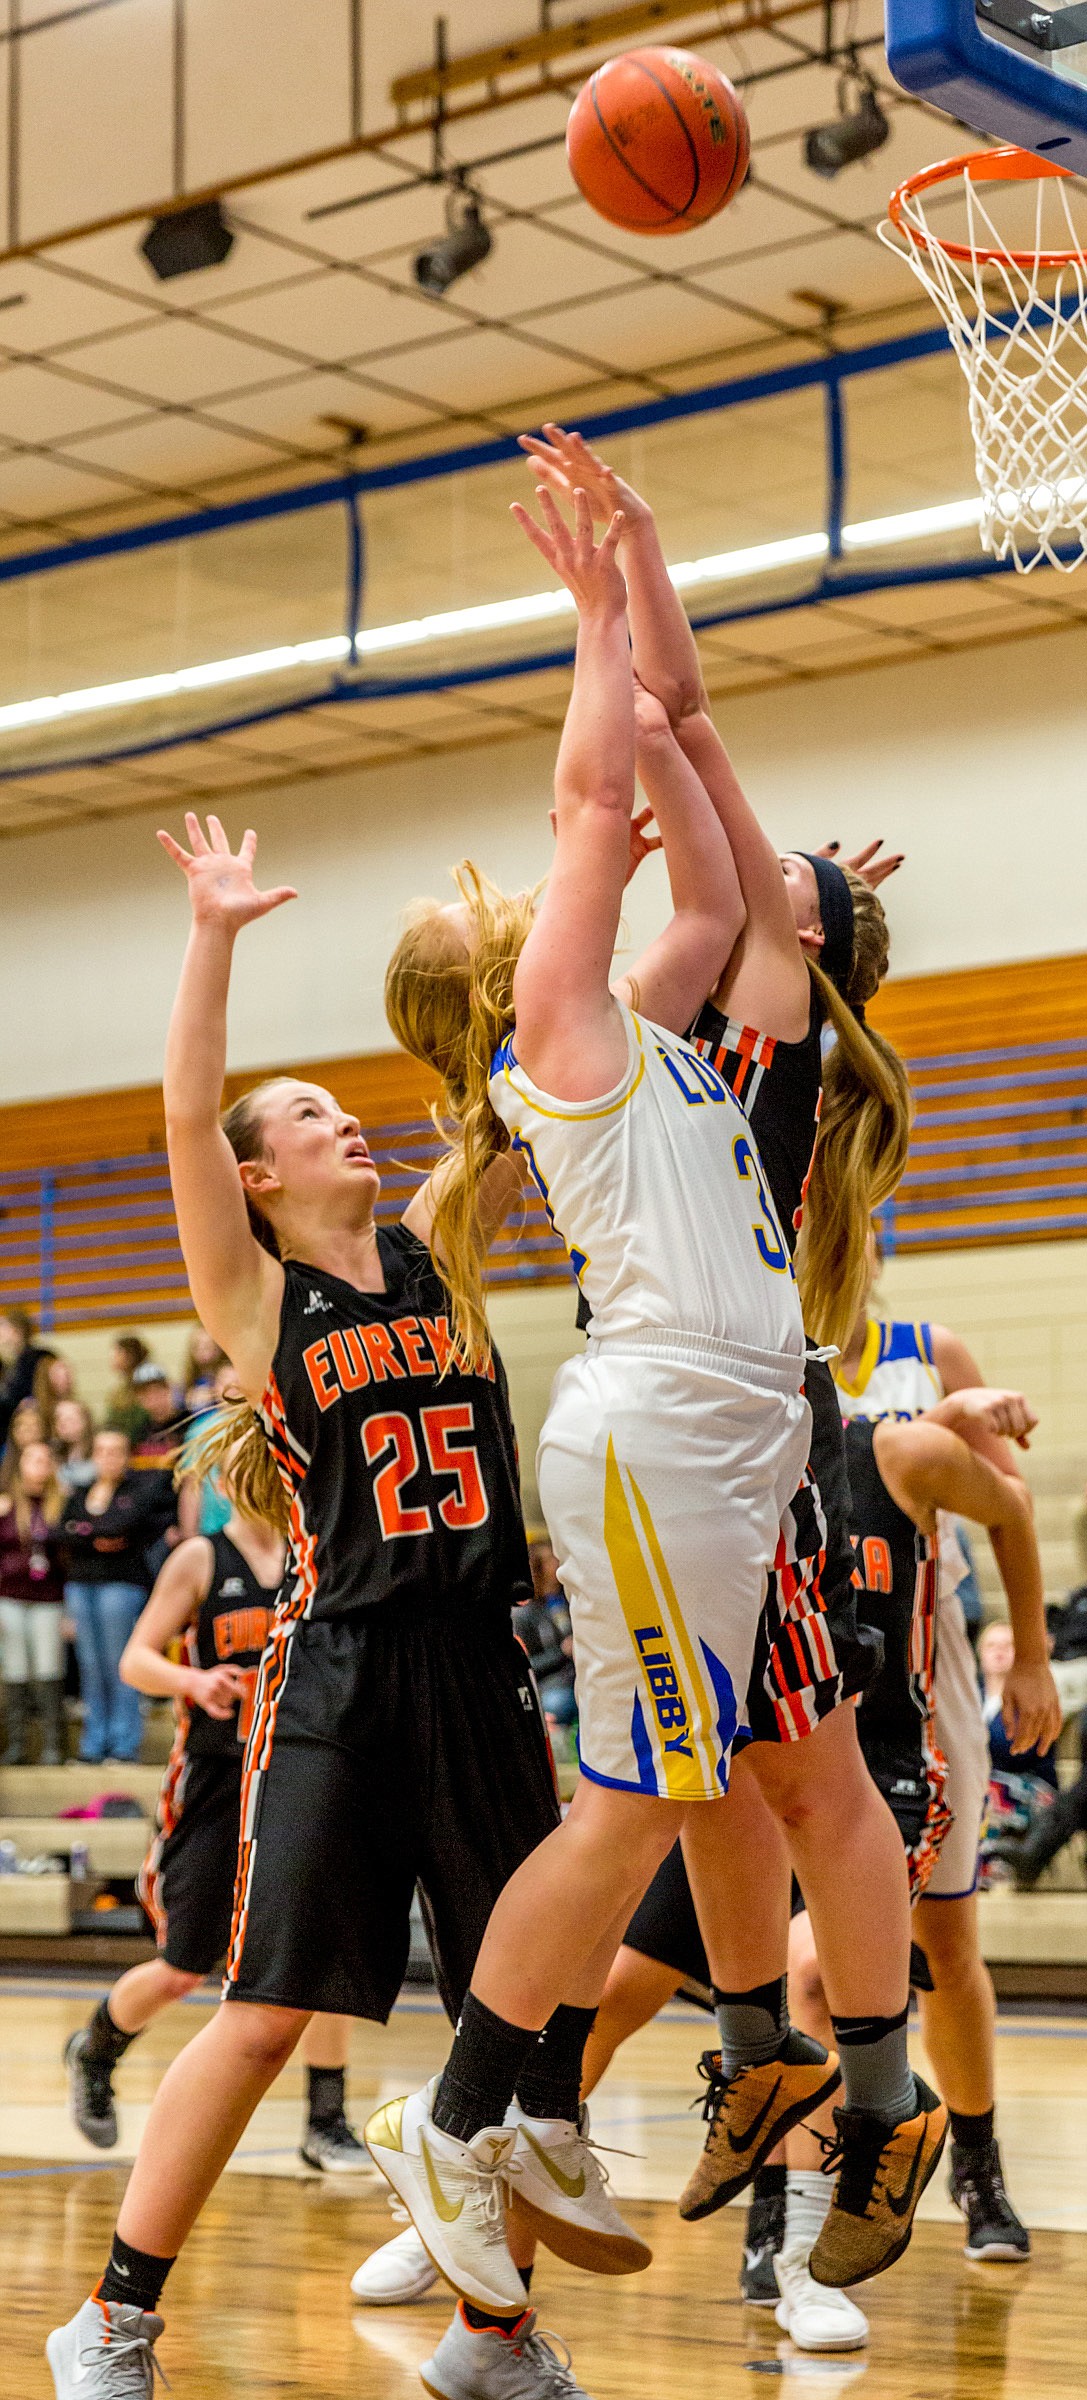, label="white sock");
[784,2168,832,2260]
